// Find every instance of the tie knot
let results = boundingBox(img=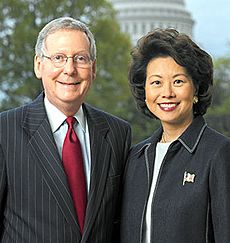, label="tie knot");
[66,116,76,128]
